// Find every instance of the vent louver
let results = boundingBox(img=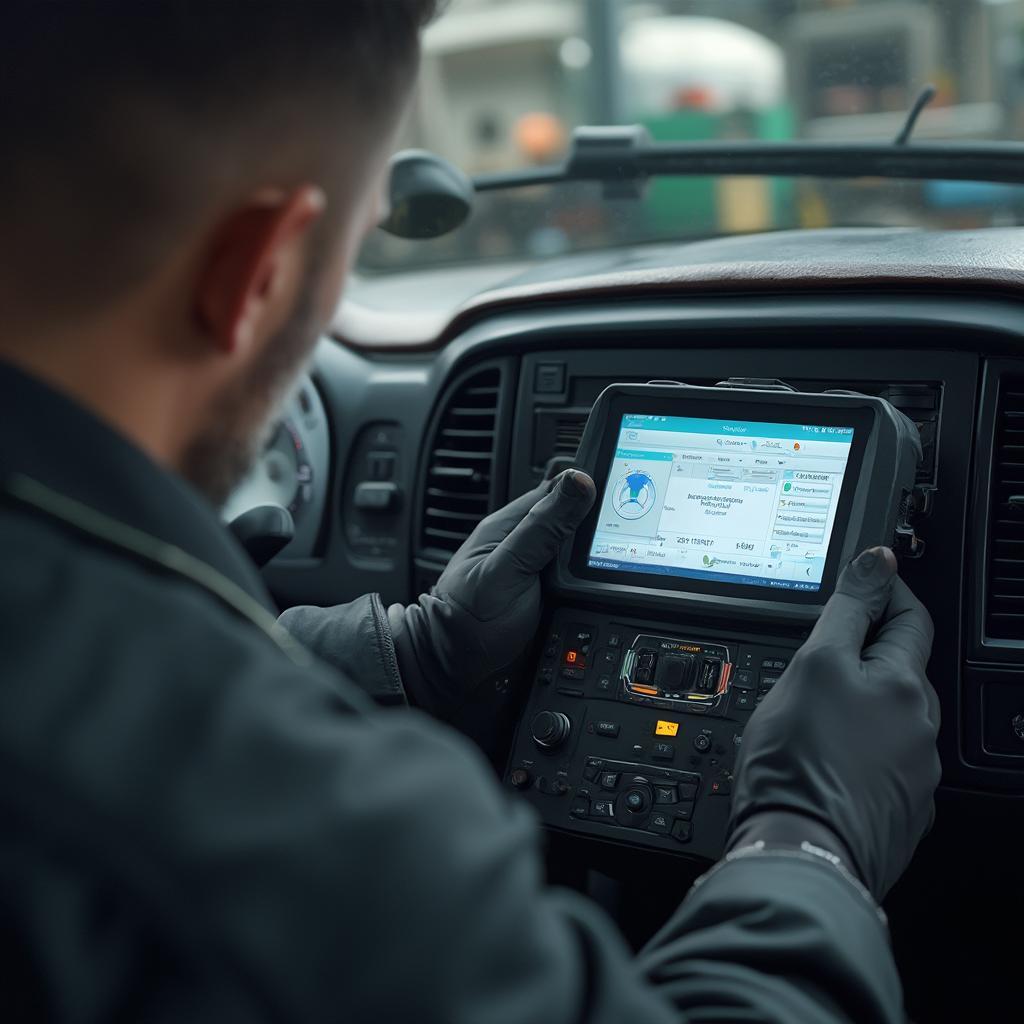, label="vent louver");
[553,415,586,458]
[420,367,501,564]
[986,378,1024,641]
